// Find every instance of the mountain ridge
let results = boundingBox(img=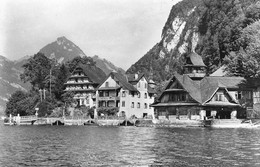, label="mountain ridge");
[126,0,260,87]
[0,37,124,115]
